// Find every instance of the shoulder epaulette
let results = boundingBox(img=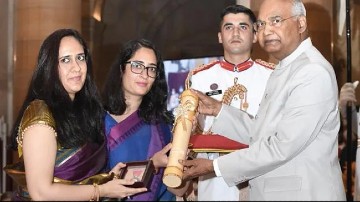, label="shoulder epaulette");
[191,60,220,76]
[184,60,220,89]
[255,59,276,70]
